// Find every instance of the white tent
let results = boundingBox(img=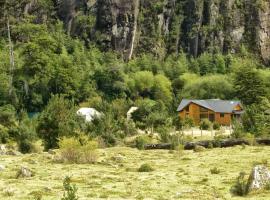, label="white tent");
[77,108,101,122]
